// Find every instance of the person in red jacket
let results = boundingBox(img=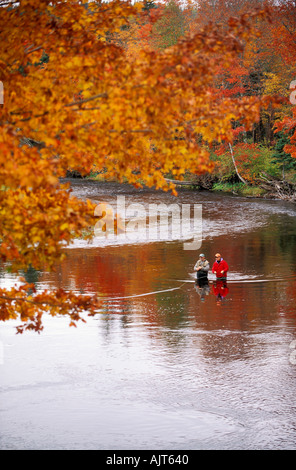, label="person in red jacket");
[212,253,229,279]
